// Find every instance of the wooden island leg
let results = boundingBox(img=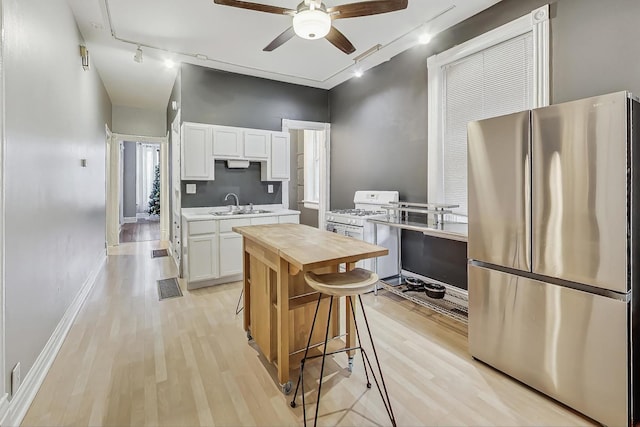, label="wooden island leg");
[277,257,291,394]
[242,241,251,337]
